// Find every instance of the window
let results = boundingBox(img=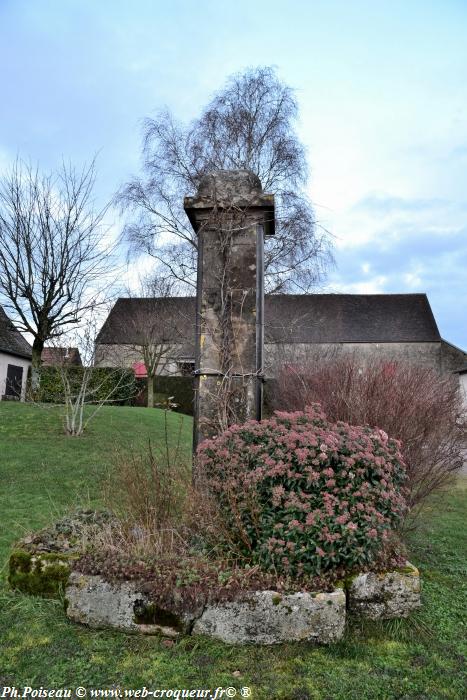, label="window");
[177,361,195,377]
